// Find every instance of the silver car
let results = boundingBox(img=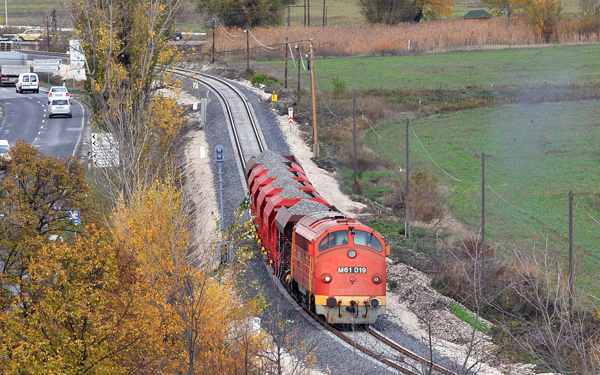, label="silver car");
[47,86,70,104]
[48,99,72,118]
